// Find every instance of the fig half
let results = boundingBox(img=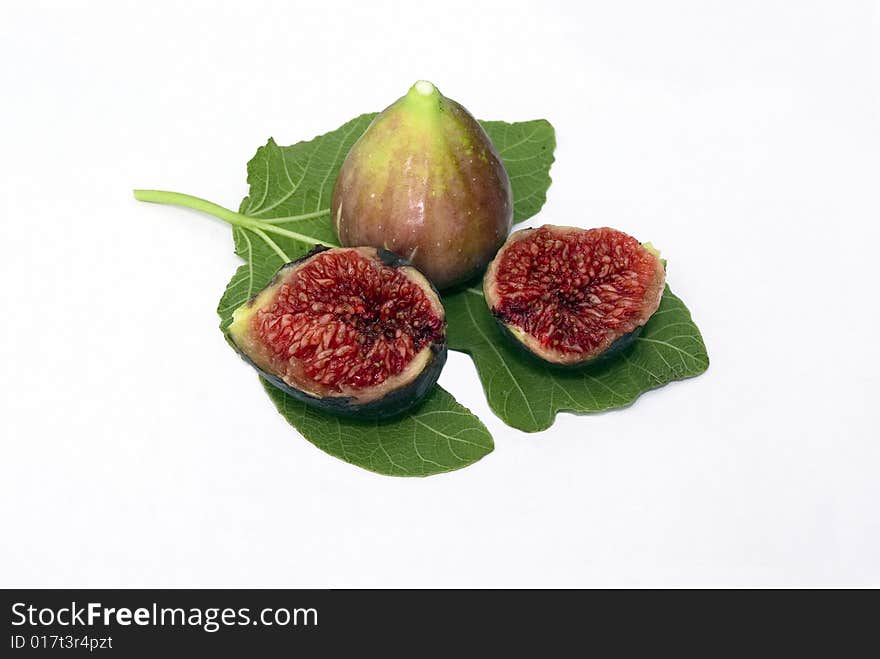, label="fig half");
[331,80,513,290]
[484,226,666,366]
[228,246,447,418]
